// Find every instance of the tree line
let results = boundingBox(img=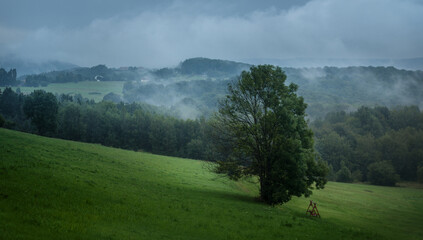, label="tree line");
[22,65,120,87]
[16,57,251,88]
[0,87,212,160]
[0,68,18,86]
[312,106,423,185]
